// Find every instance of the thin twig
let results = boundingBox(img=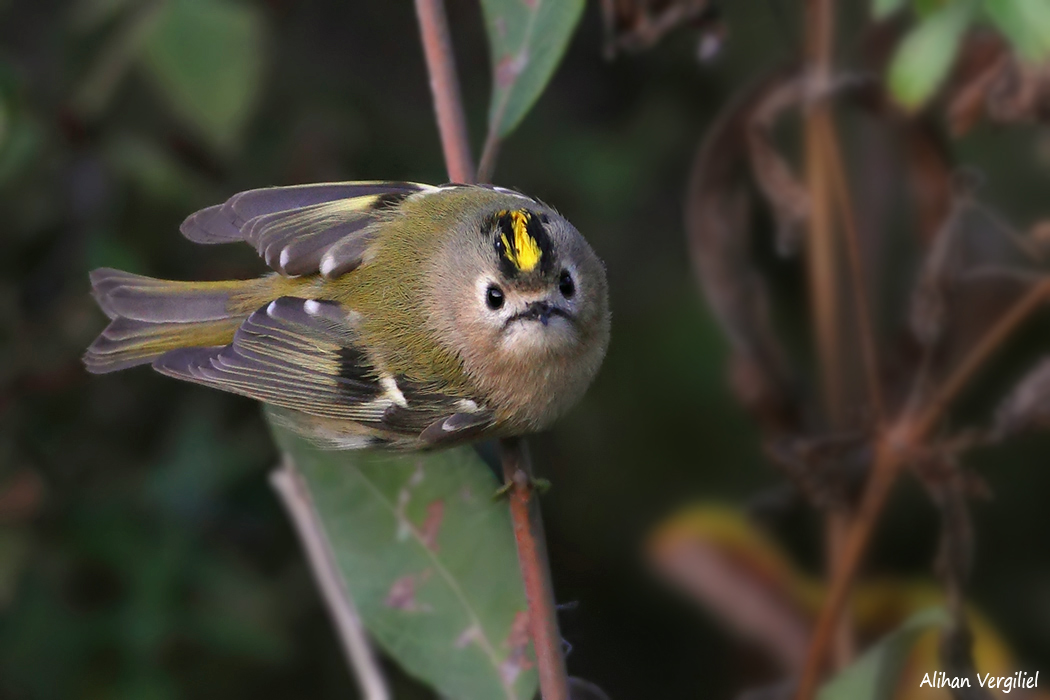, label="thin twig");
[805,109,842,419]
[795,434,905,700]
[912,280,1050,438]
[825,508,855,670]
[802,0,854,423]
[500,438,570,700]
[813,99,880,675]
[414,0,474,183]
[413,3,571,697]
[271,459,391,700]
[821,125,884,424]
[800,0,856,682]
